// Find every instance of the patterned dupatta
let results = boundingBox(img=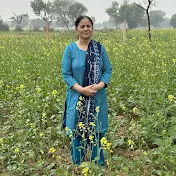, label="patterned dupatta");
[77,40,101,136]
